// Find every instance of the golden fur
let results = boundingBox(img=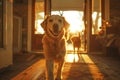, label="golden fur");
[70,33,81,62]
[71,33,81,53]
[41,15,69,80]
